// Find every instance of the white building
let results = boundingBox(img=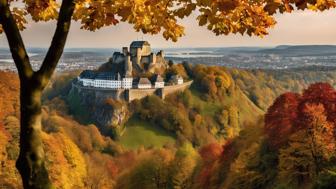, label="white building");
[80,78,95,87]
[154,74,164,88]
[94,79,122,89]
[78,70,96,87]
[137,78,152,89]
[170,75,183,85]
[78,70,133,89]
[122,77,133,89]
